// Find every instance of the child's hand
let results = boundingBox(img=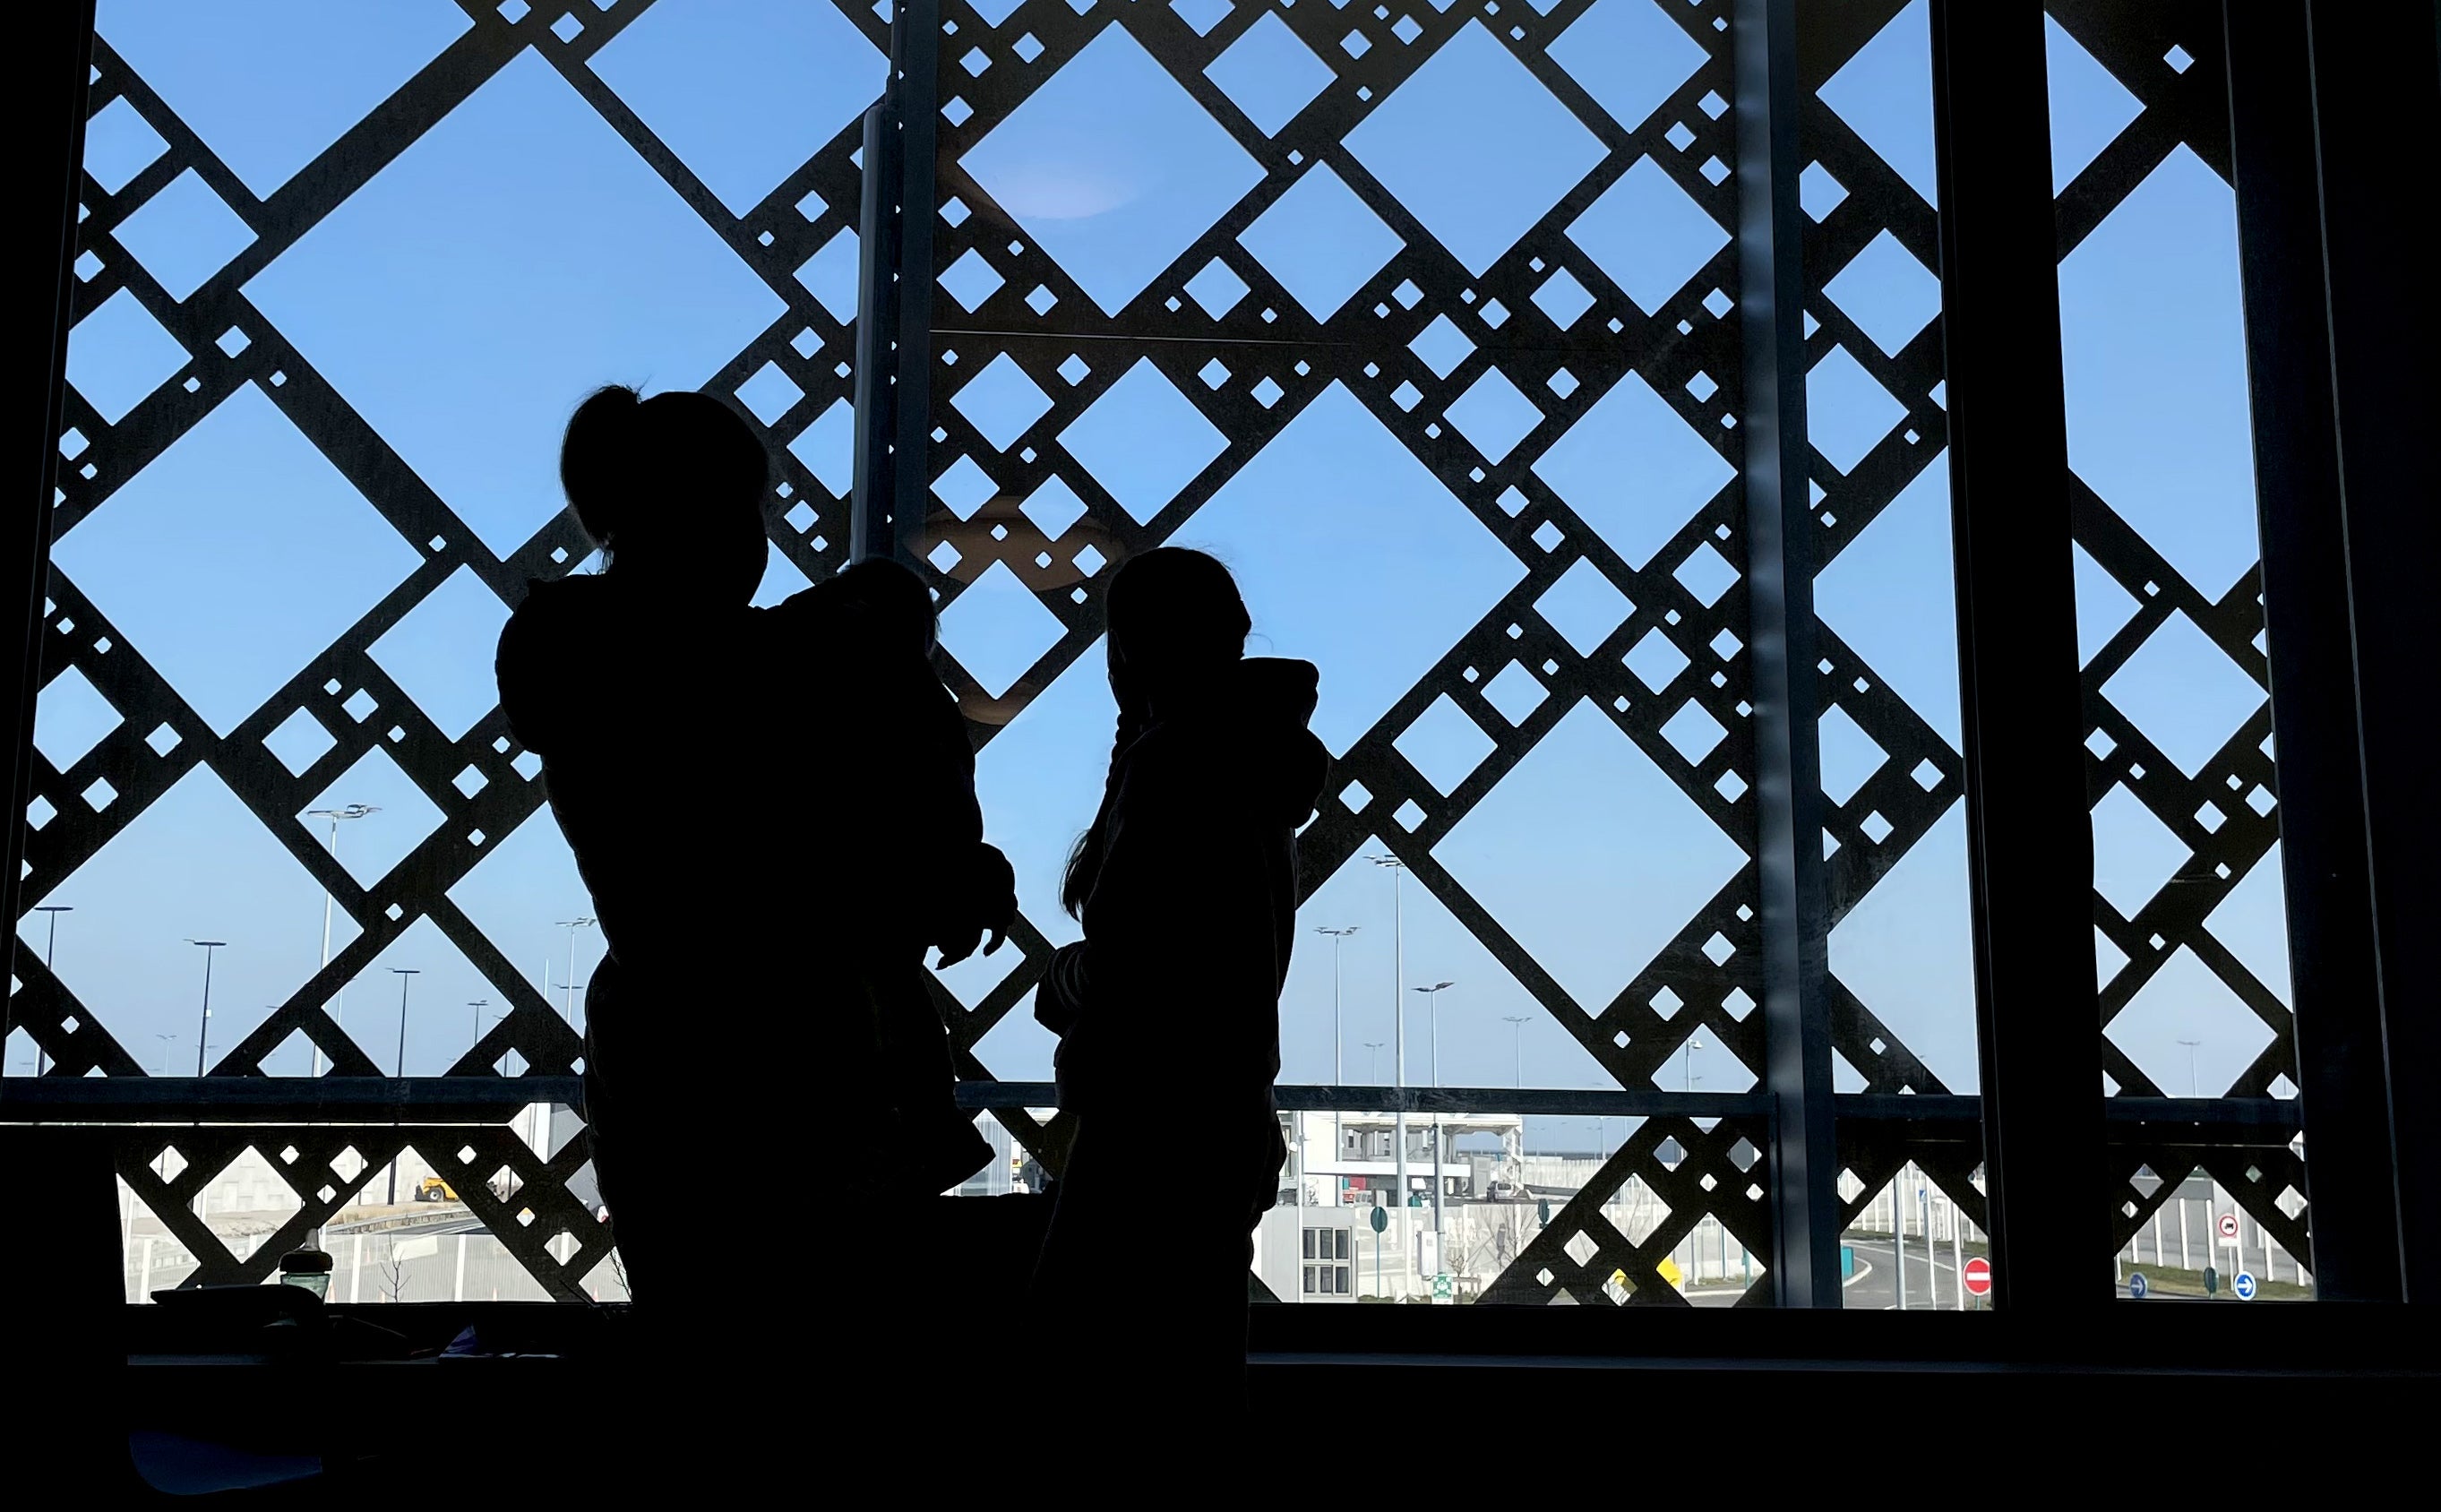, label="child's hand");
[934,925,985,968]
